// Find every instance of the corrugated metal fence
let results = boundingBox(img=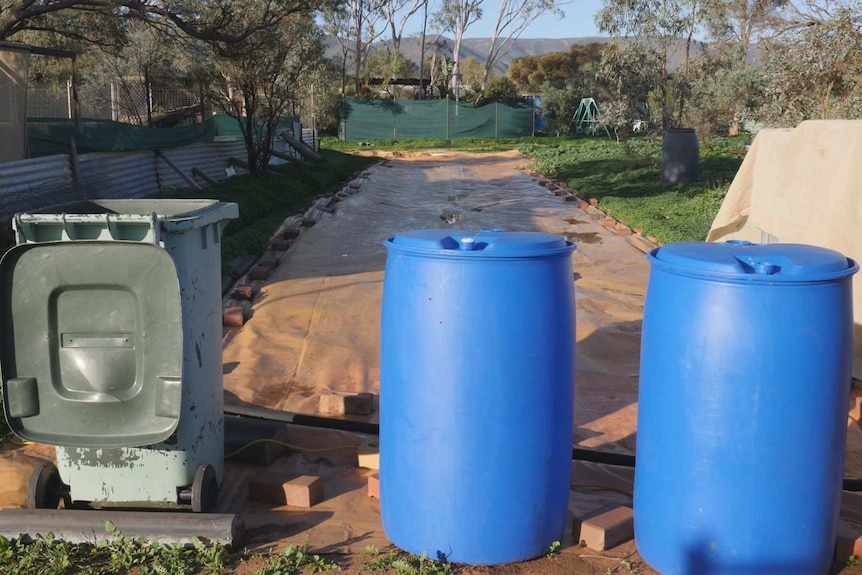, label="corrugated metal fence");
[0,131,318,228]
